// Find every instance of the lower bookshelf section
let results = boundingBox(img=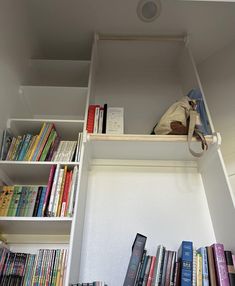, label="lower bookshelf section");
[79,164,216,285]
[0,217,72,235]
